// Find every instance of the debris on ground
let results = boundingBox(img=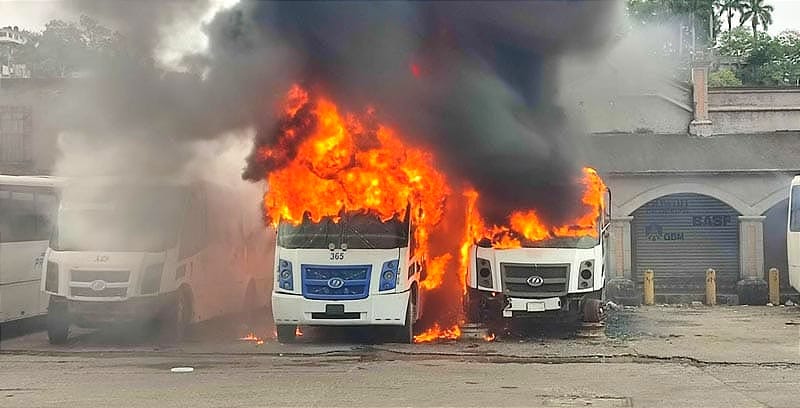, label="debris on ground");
[605,301,622,311]
[786,300,796,307]
[170,367,194,373]
[690,301,703,307]
[767,303,774,307]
